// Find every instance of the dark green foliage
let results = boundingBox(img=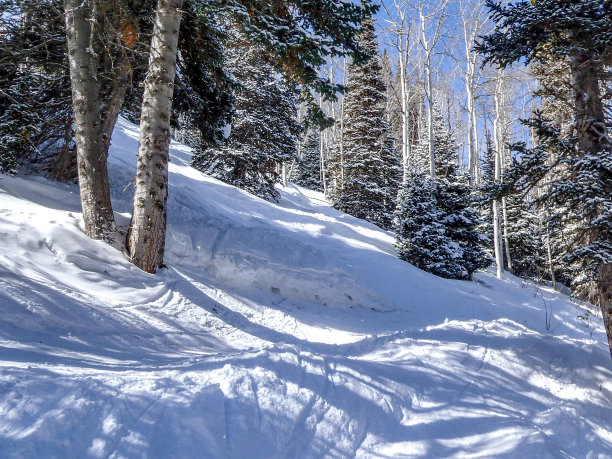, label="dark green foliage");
[0,0,73,177]
[396,106,489,280]
[292,128,323,192]
[502,114,612,293]
[334,15,401,230]
[476,0,612,68]
[214,0,377,129]
[479,0,612,299]
[505,195,546,280]
[394,174,466,279]
[437,175,491,280]
[123,0,234,150]
[172,1,234,148]
[194,35,300,201]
